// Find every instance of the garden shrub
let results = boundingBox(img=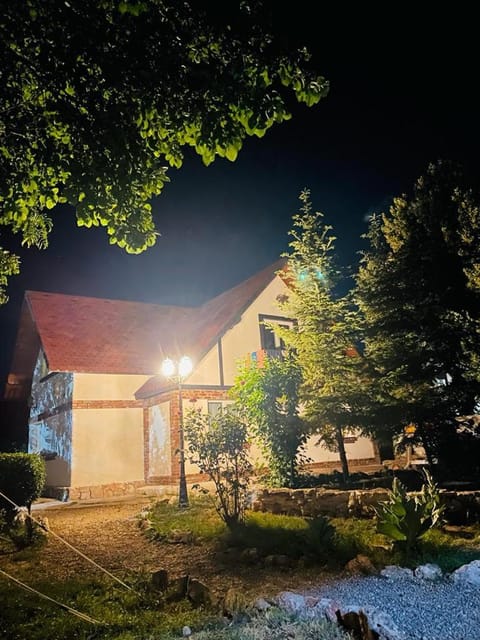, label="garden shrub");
[0,453,46,540]
[184,407,252,529]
